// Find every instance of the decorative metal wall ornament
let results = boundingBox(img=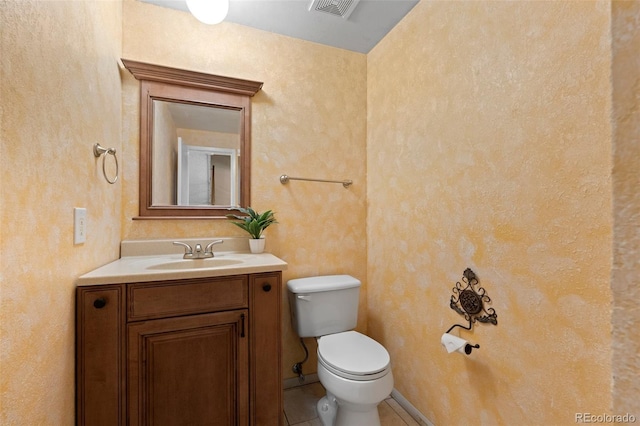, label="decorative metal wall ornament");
[446,268,498,333]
